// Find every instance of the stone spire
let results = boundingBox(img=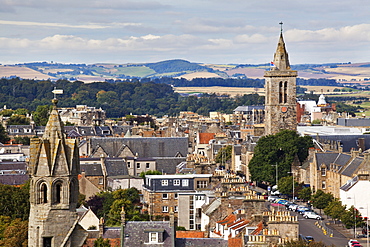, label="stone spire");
[271,32,291,71]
